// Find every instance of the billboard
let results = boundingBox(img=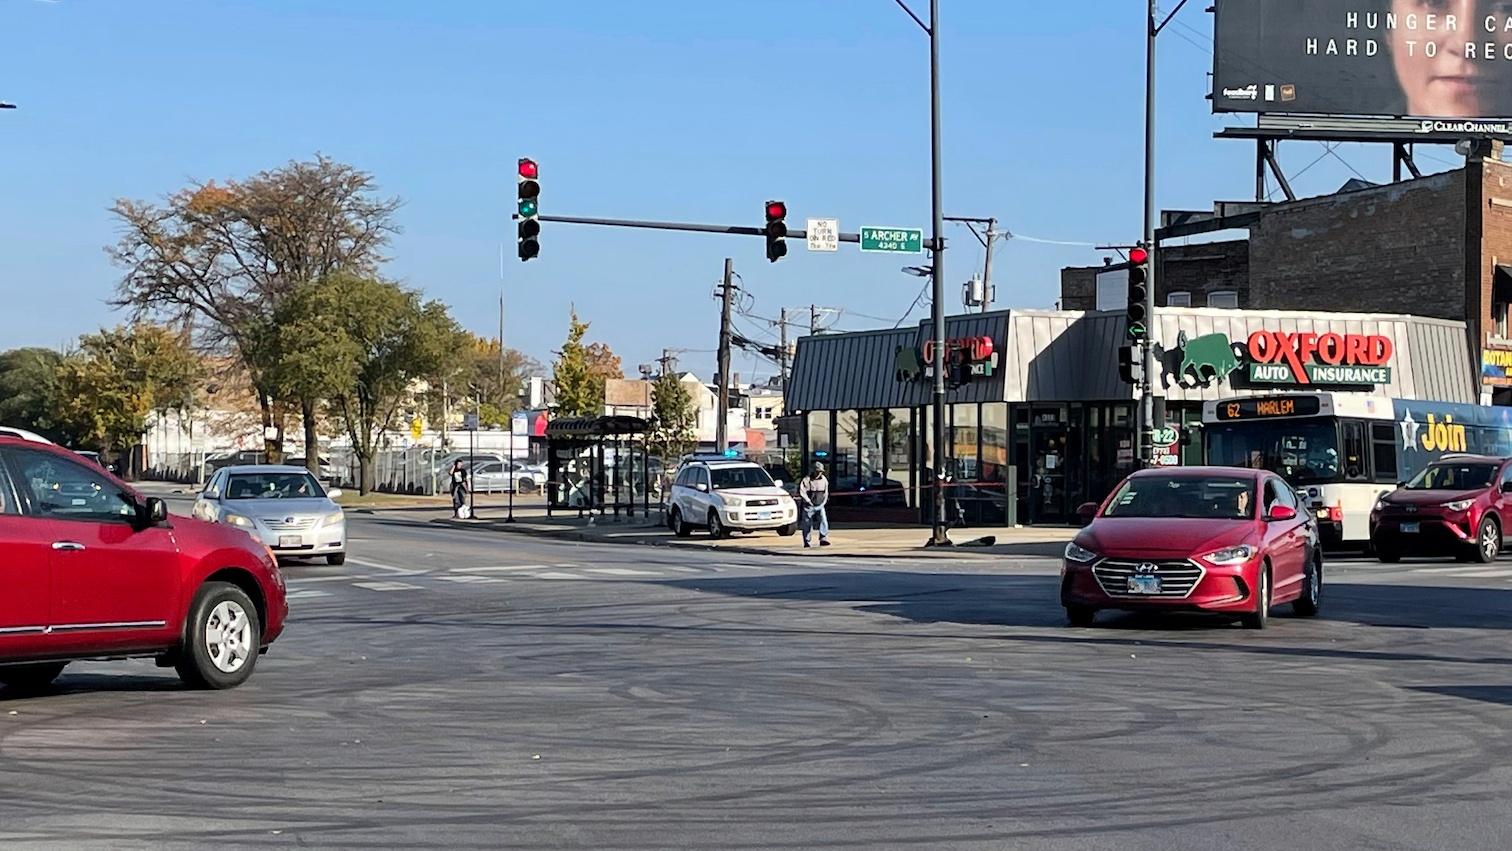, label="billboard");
[1214,0,1512,124]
